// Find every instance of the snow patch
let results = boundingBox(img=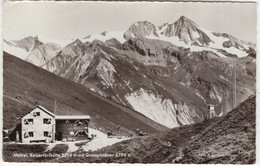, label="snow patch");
[38,36,74,47]
[201,28,248,58]
[191,31,200,39]
[147,33,227,58]
[145,26,249,58]
[90,88,96,92]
